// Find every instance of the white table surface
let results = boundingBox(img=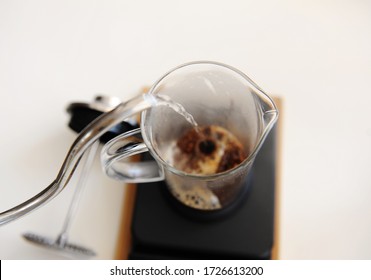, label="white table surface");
[1,0,371,259]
